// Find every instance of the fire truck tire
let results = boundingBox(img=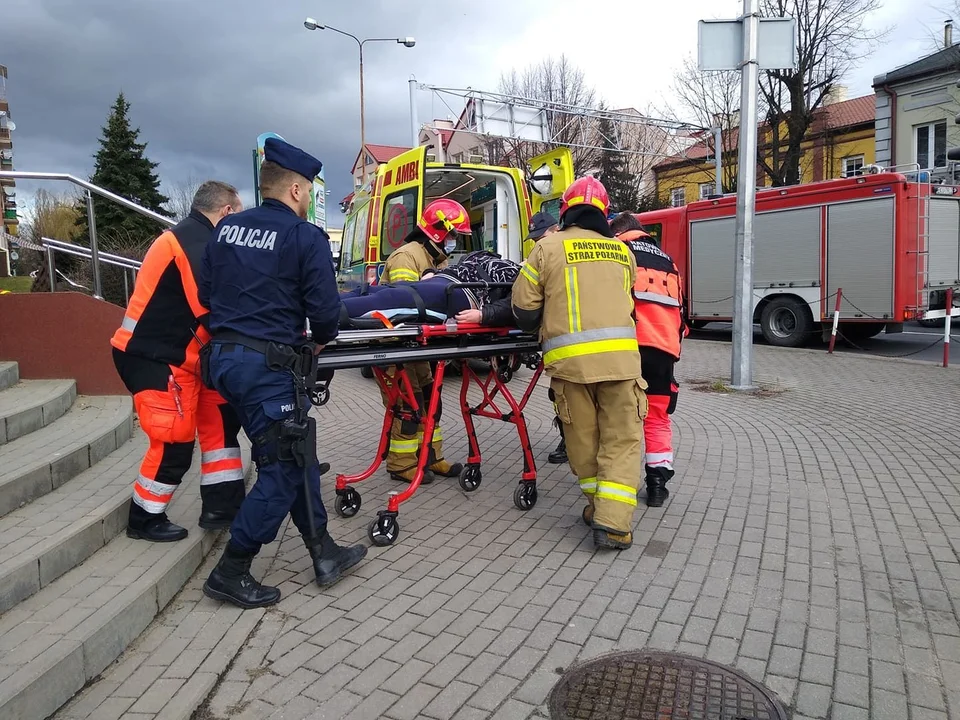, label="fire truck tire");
[760,296,813,348]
